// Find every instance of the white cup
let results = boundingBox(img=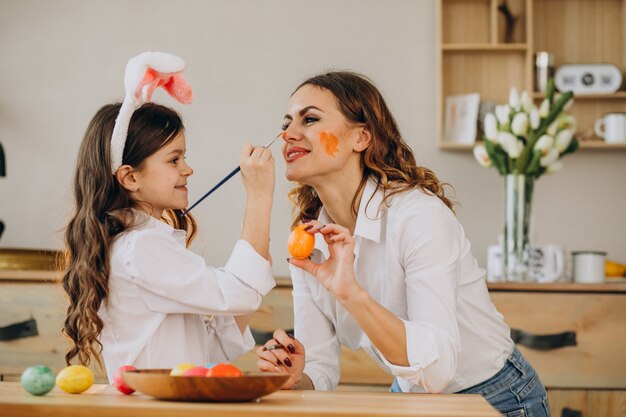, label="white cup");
[528,245,565,283]
[572,251,606,283]
[594,113,626,143]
